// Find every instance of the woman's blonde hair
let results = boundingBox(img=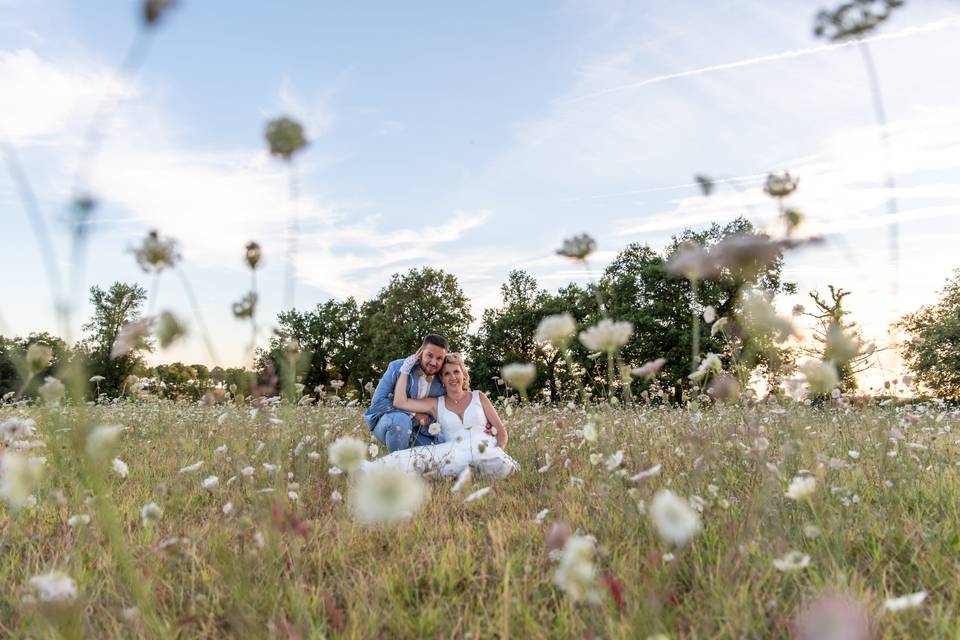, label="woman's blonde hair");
[441,353,471,392]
